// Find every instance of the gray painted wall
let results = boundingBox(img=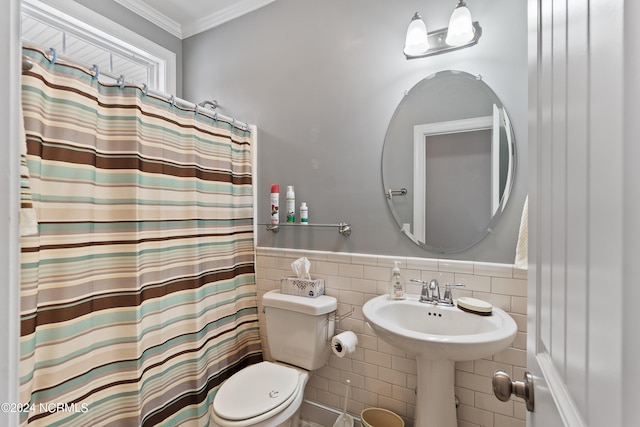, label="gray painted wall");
[183,0,528,263]
[74,0,184,97]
